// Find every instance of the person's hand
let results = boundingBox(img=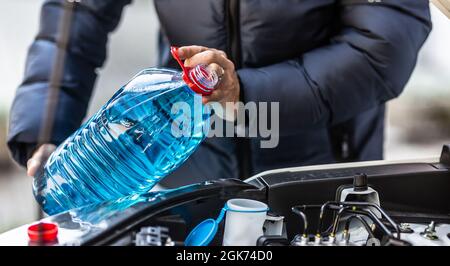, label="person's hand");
[27,144,57,177]
[178,45,240,120]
